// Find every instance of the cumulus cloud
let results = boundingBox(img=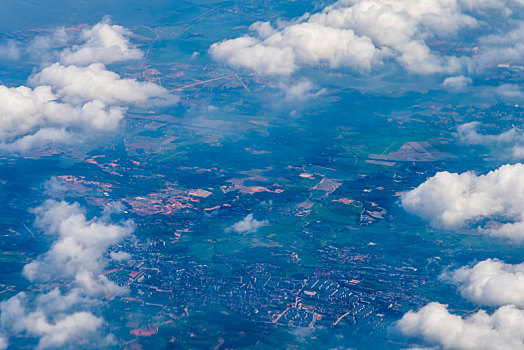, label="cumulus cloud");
[0,200,133,349]
[30,63,174,106]
[25,200,133,295]
[442,259,524,307]
[60,17,143,65]
[0,293,104,350]
[0,19,177,152]
[211,34,297,75]
[22,17,141,65]
[25,28,69,63]
[210,10,381,75]
[210,0,489,76]
[227,214,268,234]
[401,163,524,240]
[211,0,524,79]
[0,85,125,146]
[398,302,524,350]
[0,128,77,153]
